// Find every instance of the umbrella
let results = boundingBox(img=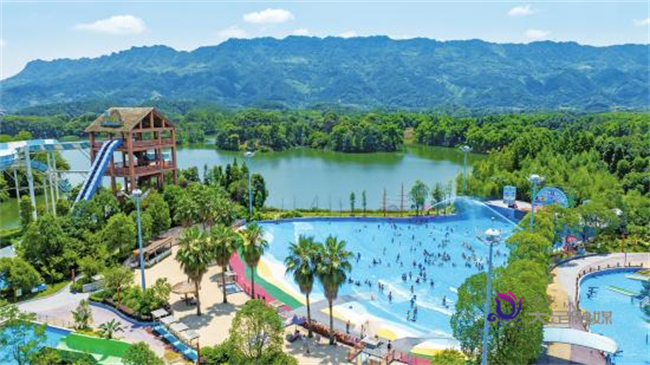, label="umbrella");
[172,281,196,295]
